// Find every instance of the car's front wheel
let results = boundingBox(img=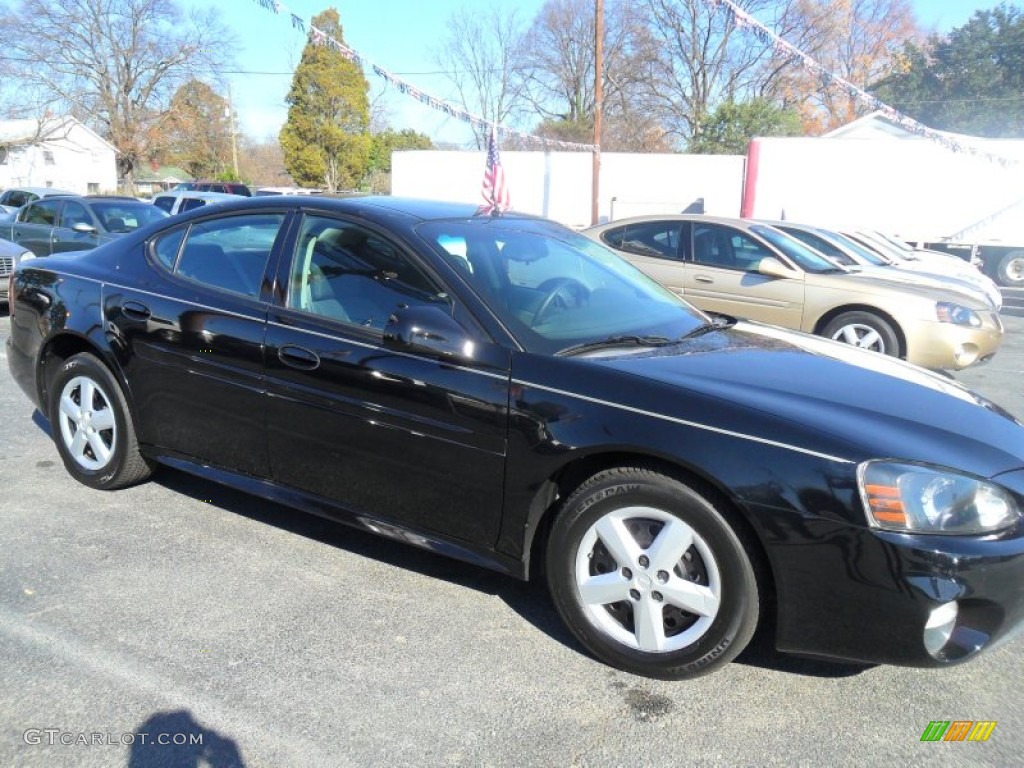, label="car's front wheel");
[48,352,153,490]
[546,467,760,679]
[822,311,900,357]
